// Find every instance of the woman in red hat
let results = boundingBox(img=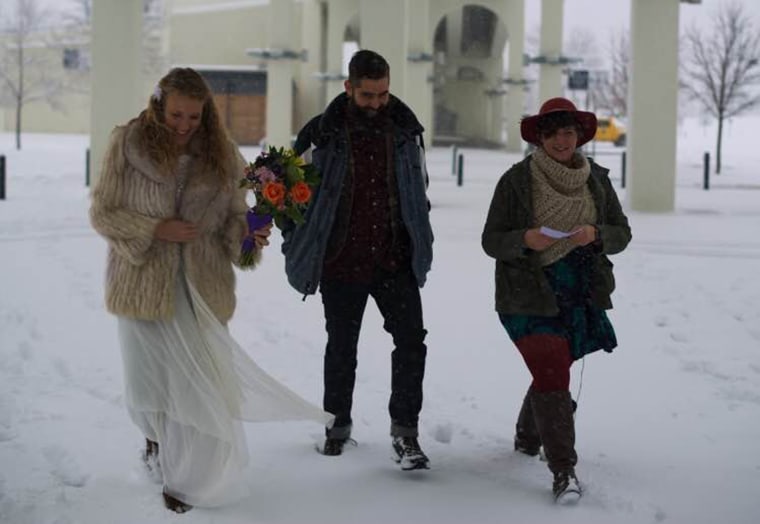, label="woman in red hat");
[481,97,631,503]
